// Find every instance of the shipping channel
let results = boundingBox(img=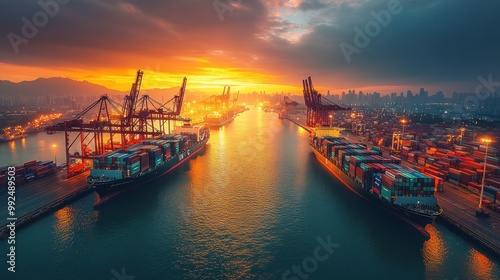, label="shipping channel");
[0,109,499,279]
